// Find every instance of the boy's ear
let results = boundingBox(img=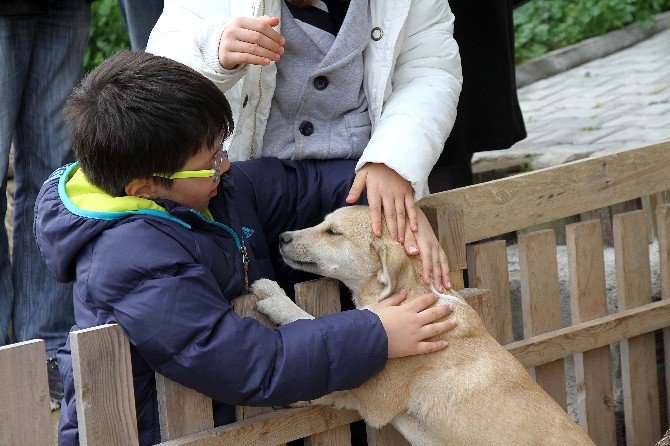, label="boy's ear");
[125,178,159,199]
